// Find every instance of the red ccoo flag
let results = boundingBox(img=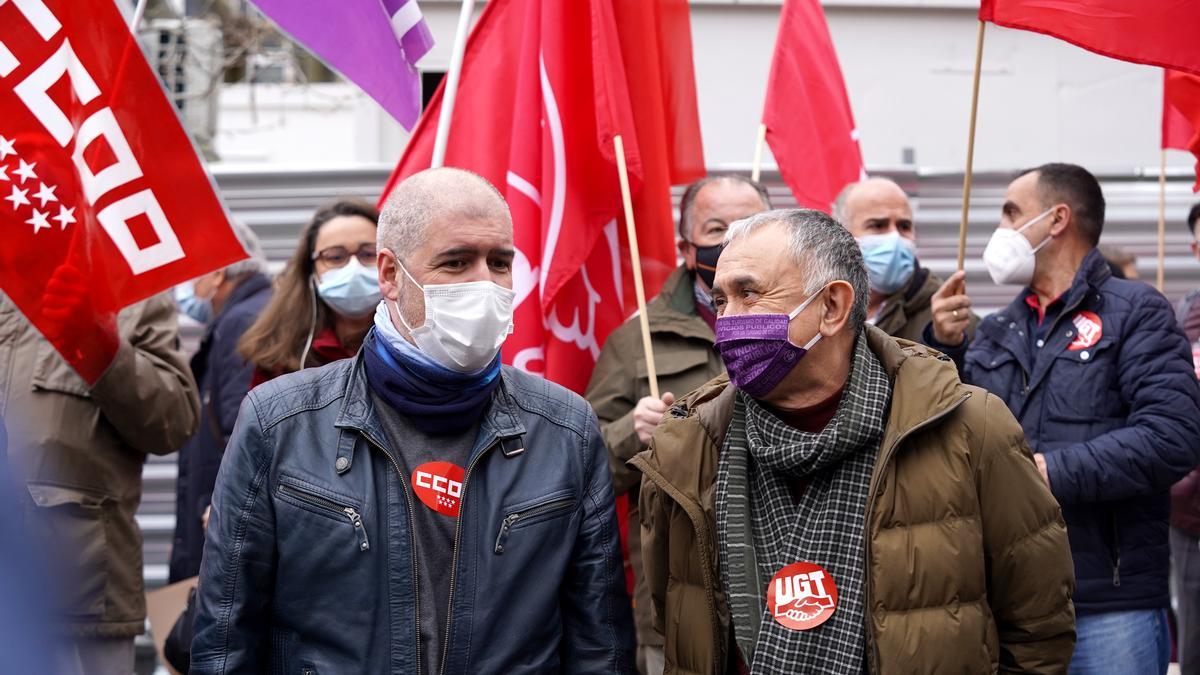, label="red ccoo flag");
[980,0,1200,77]
[380,0,704,394]
[1164,69,1200,193]
[0,0,245,383]
[762,0,864,212]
